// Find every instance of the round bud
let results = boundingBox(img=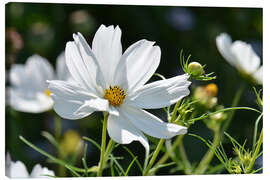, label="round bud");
[188,62,204,76]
